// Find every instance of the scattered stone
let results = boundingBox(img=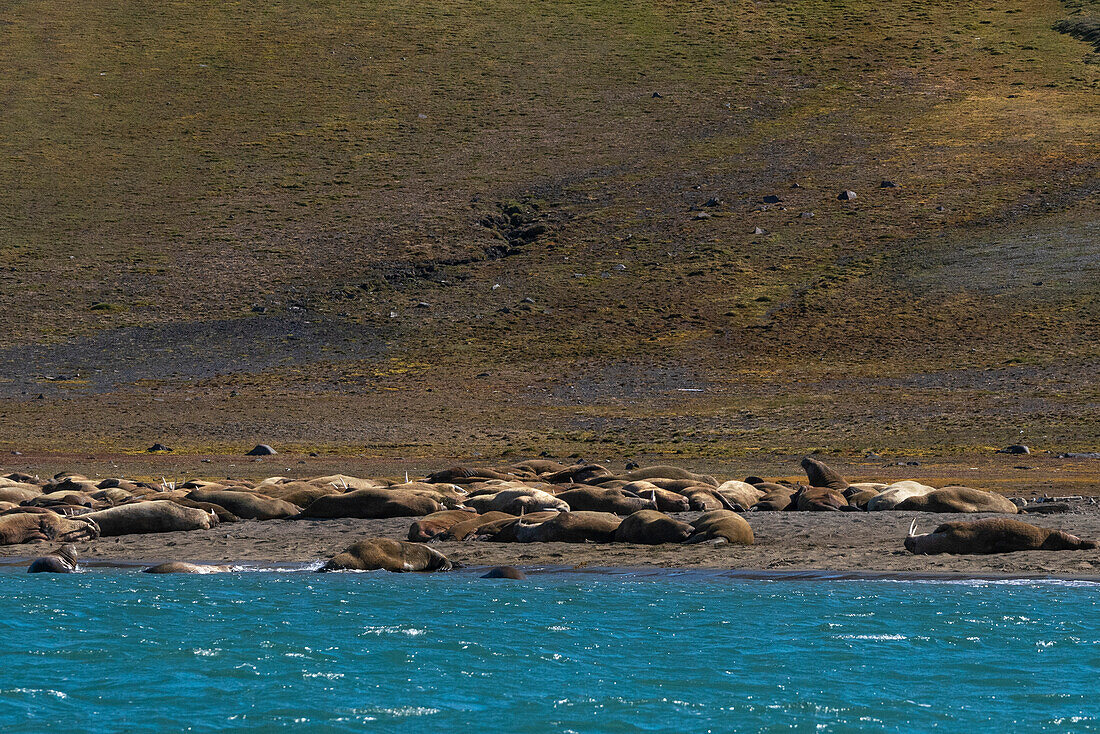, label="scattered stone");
[613,263,627,271]
[753,227,766,235]
[762,195,781,204]
[251,305,266,313]
[476,372,490,378]
[389,311,398,318]
[1056,452,1100,459]
[1025,503,1071,515]
[521,297,535,304]
[652,91,663,98]
[1009,497,1027,508]
[625,460,640,470]
[935,205,946,212]
[880,180,899,188]
[415,301,430,308]
[799,211,815,219]
[997,444,1030,455]
[11,450,21,456]
[790,183,802,188]
[703,197,721,207]
[693,211,712,220]
[246,444,277,456]
[146,443,172,453]
[1014,465,1035,470]
[837,190,857,200]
